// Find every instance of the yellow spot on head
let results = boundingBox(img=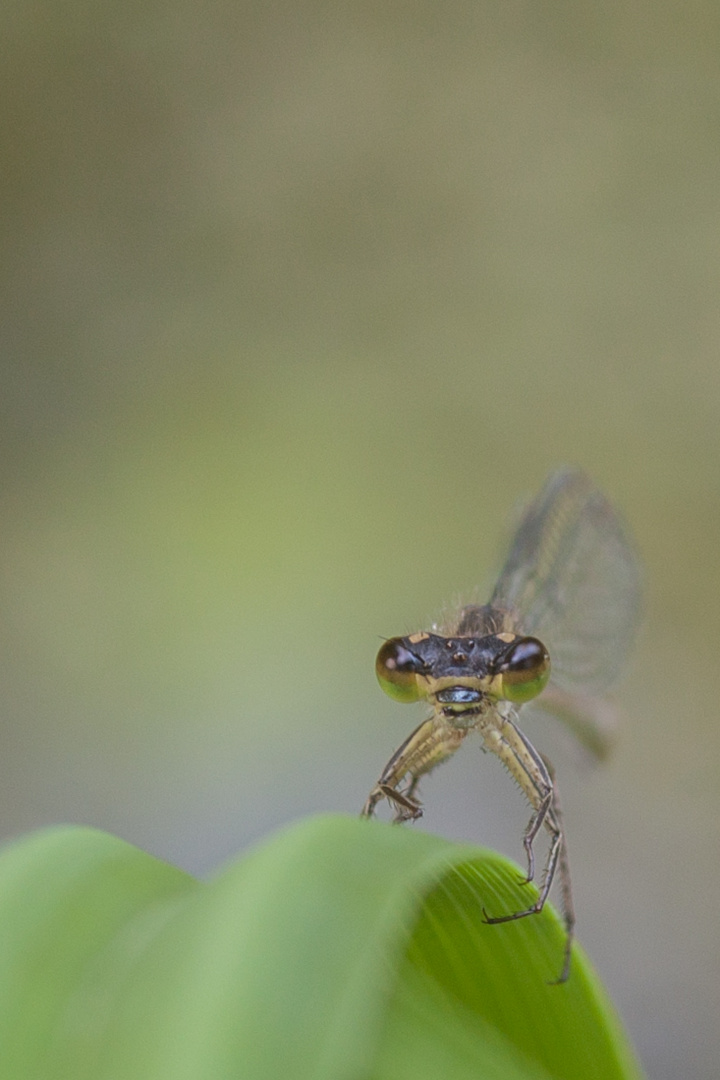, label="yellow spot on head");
[496,632,516,644]
[408,632,430,644]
